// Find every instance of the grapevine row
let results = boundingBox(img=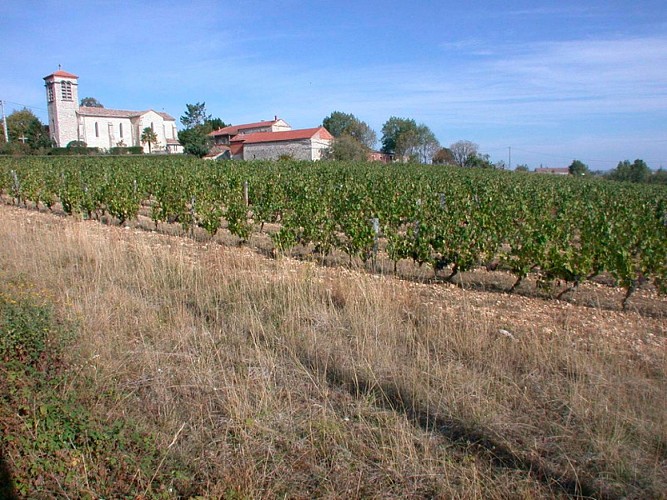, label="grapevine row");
[1,156,665,304]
